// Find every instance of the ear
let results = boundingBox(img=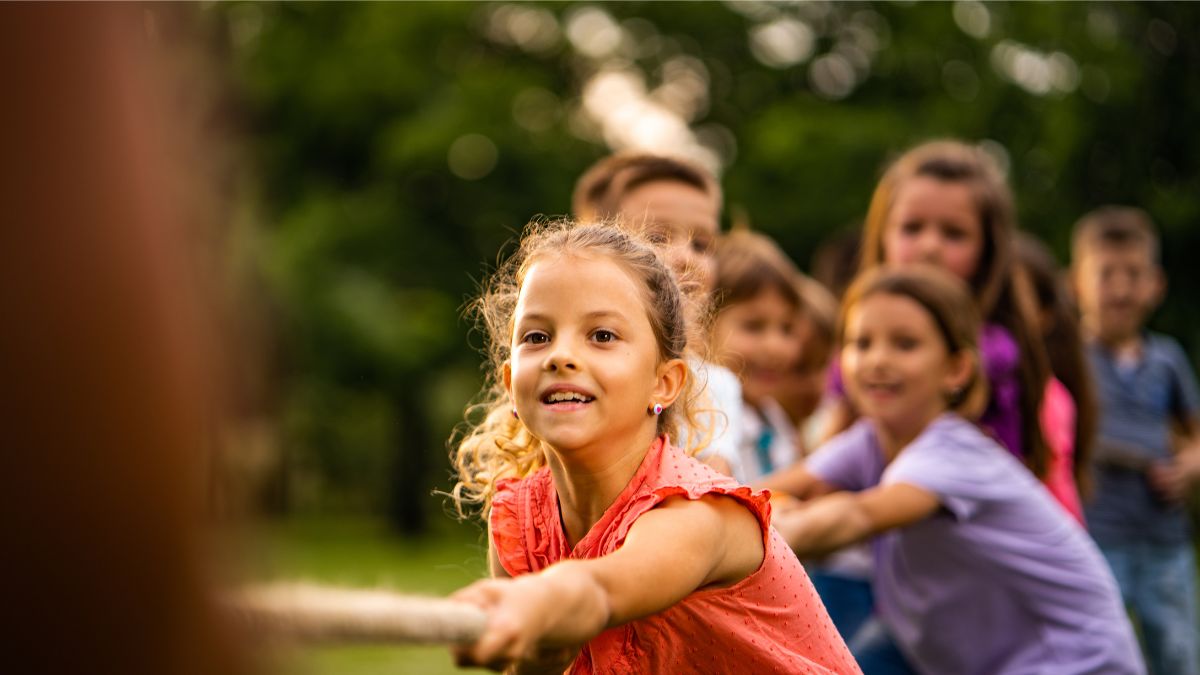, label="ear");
[502,361,513,399]
[652,358,688,409]
[942,349,975,399]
